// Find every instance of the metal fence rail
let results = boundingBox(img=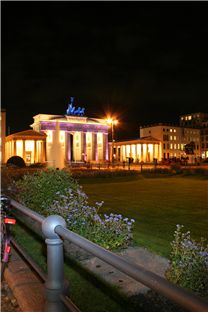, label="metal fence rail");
[10,199,208,312]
